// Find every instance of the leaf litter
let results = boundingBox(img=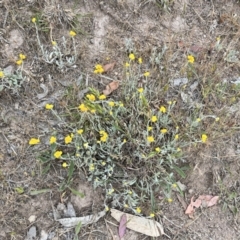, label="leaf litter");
[185,195,219,218]
[103,81,119,96]
[111,208,164,237]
